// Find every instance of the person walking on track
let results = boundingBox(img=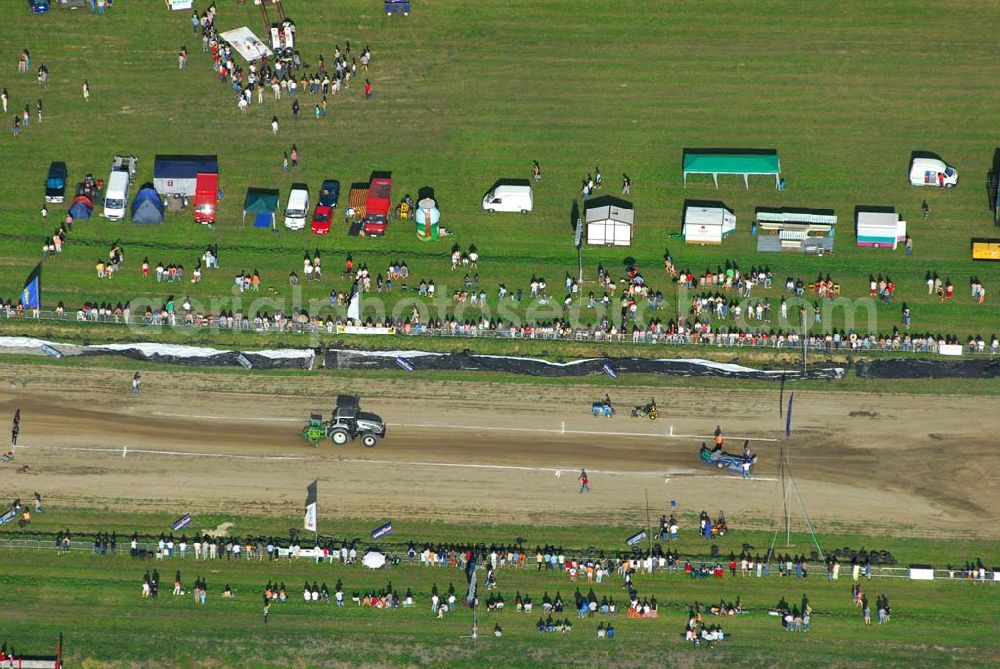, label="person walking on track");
[578,469,590,493]
[131,372,141,396]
